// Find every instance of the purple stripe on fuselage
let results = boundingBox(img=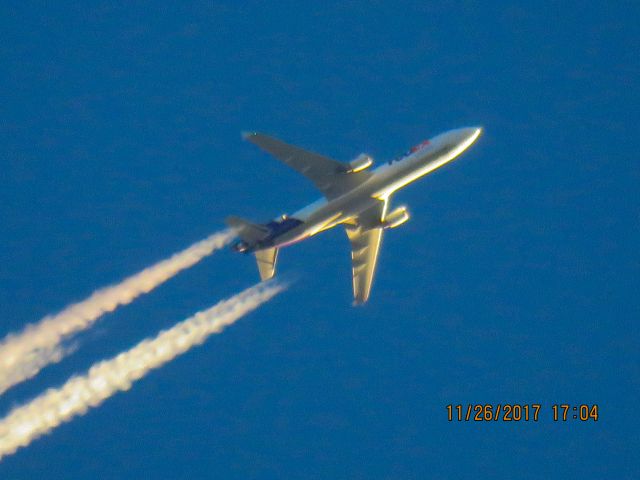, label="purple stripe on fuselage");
[263,217,303,242]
